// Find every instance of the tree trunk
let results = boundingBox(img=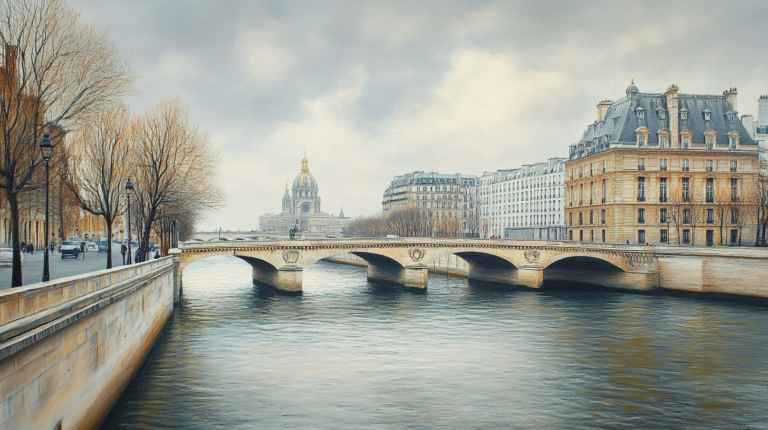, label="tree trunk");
[8,193,22,287]
[106,221,113,269]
